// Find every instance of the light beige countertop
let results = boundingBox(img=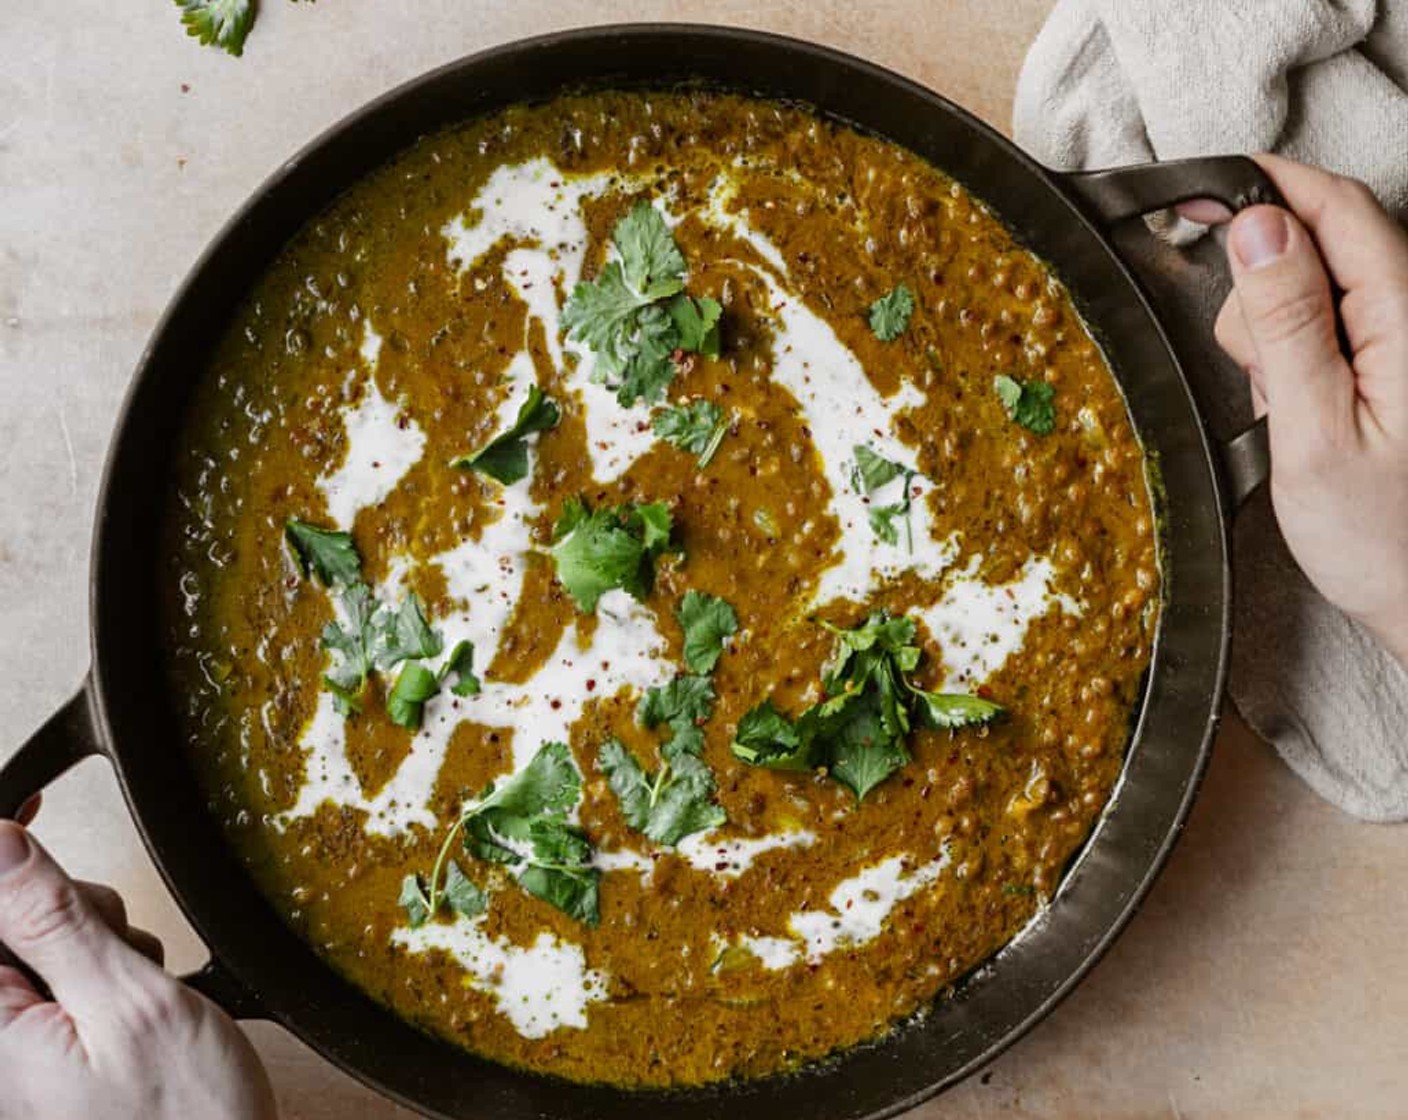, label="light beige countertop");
[3,2,1405,1117]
